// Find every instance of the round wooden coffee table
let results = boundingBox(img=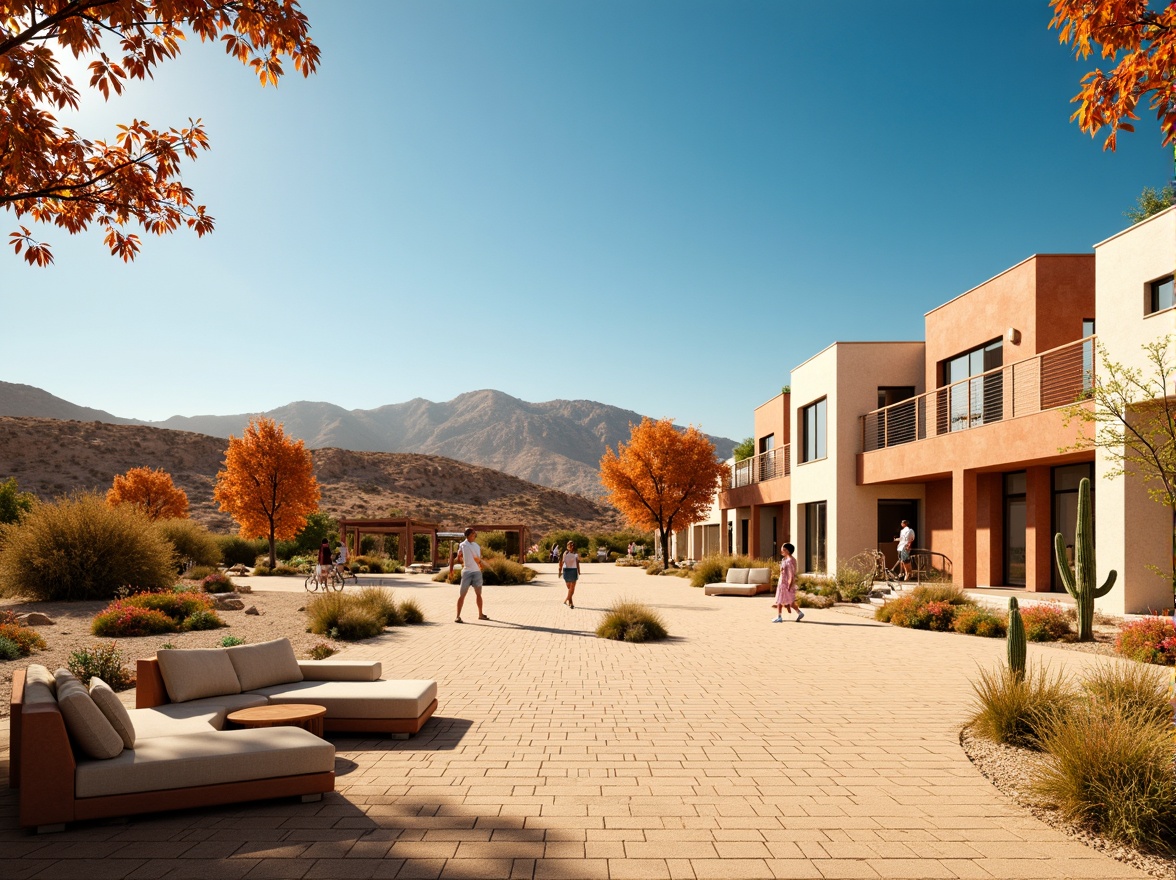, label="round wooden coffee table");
[227,704,327,738]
